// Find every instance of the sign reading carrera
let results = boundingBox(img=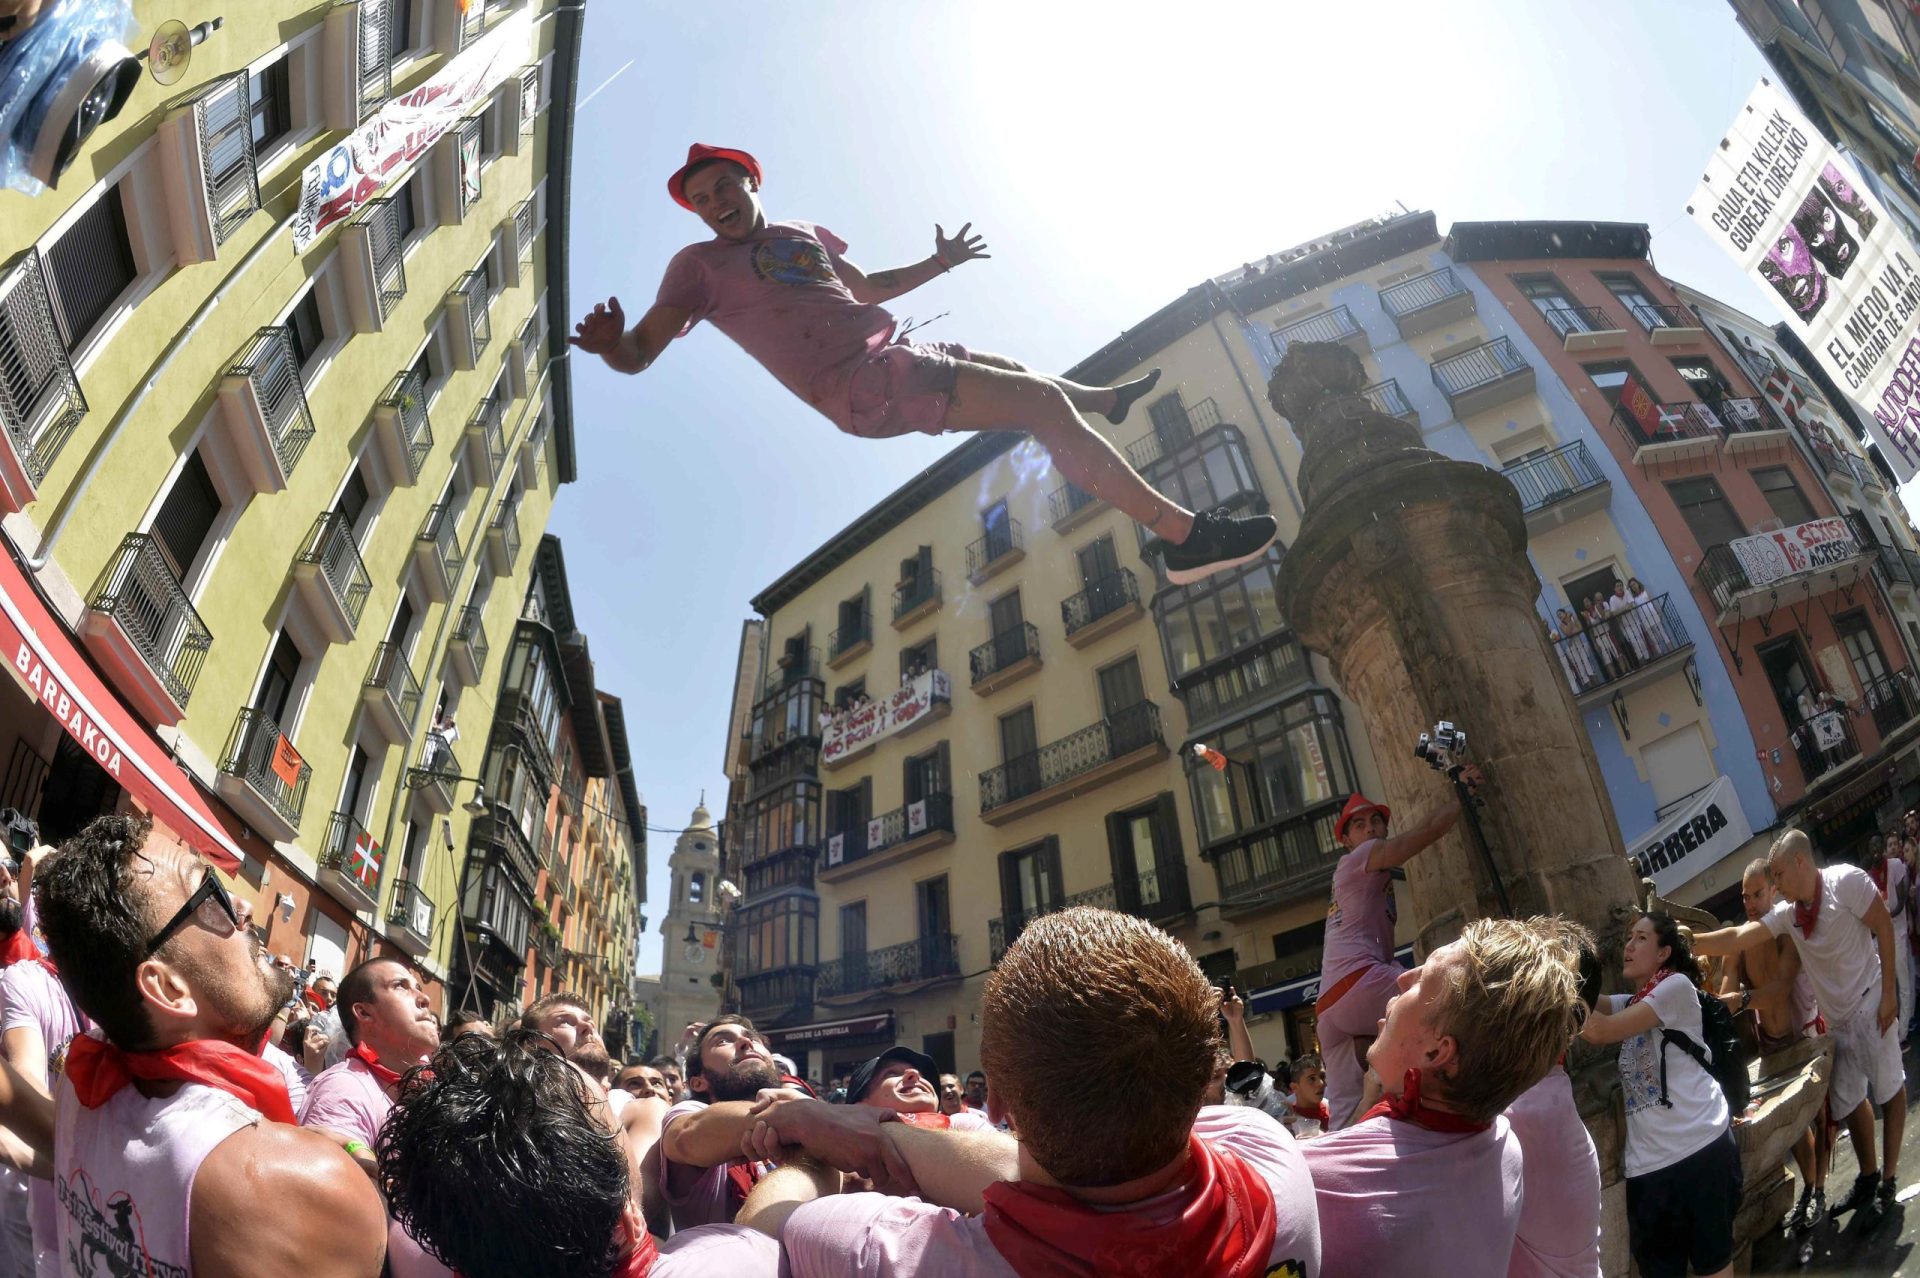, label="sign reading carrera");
[1628,775,1755,896]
